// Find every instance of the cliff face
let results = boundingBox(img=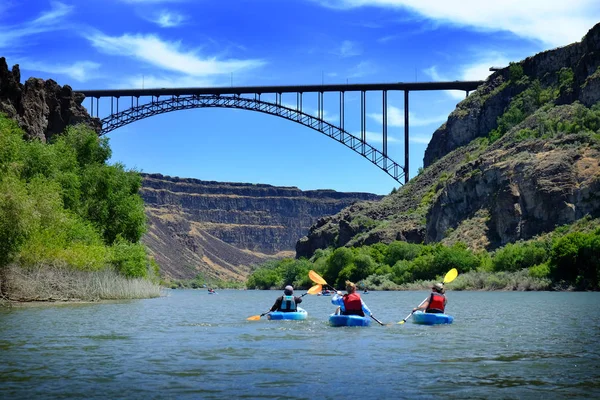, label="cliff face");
[141,173,382,279]
[0,57,101,141]
[296,23,600,258]
[424,24,600,167]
